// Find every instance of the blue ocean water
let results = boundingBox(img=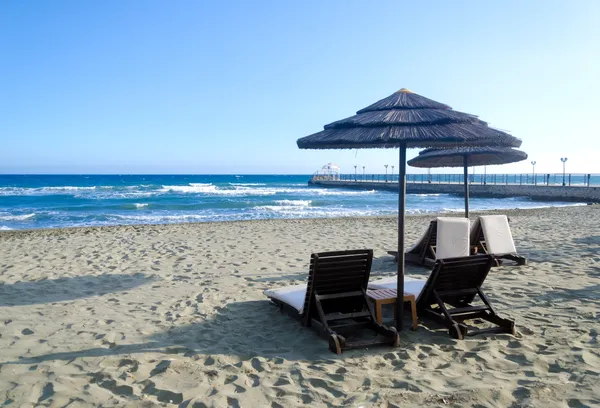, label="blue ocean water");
[0,174,584,230]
